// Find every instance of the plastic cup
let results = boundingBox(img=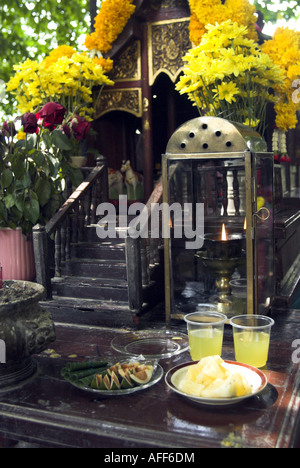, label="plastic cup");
[230,314,274,368]
[229,278,247,314]
[184,309,227,361]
